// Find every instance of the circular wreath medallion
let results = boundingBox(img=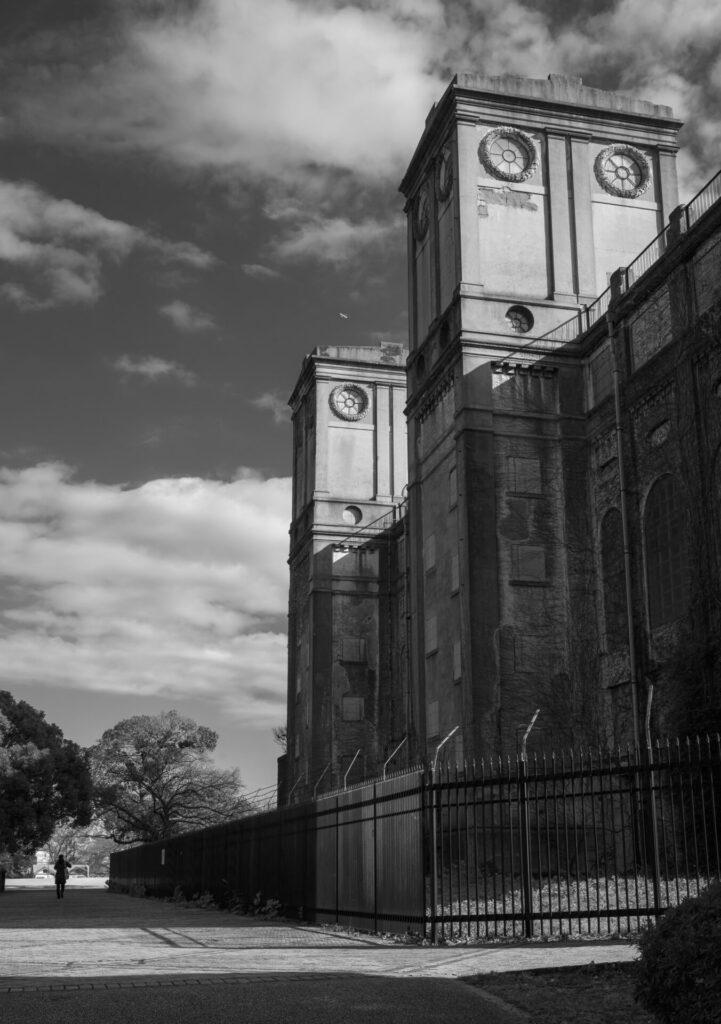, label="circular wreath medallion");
[413,186,430,240]
[479,127,538,183]
[329,384,369,421]
[436,148,453,201]
[648,421,670,448]
[594,144,650,199]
